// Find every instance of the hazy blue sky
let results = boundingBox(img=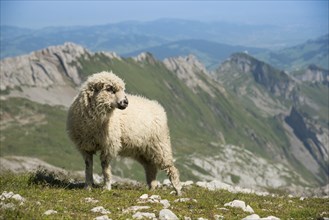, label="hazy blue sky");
[1,0,328,29]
